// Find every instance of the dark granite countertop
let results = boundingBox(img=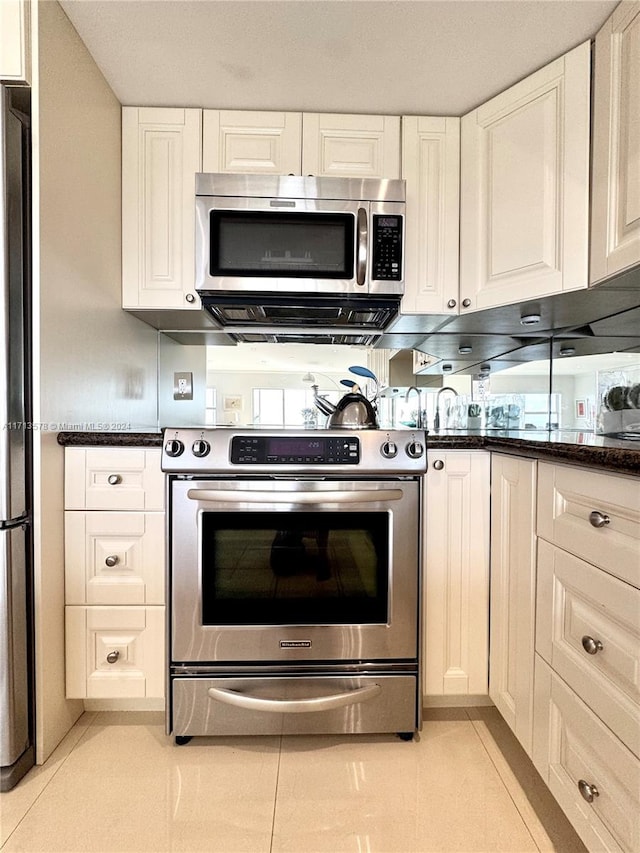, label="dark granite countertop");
[57,431,164,448]
[426,430,640,476]
[57,428,640,476]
